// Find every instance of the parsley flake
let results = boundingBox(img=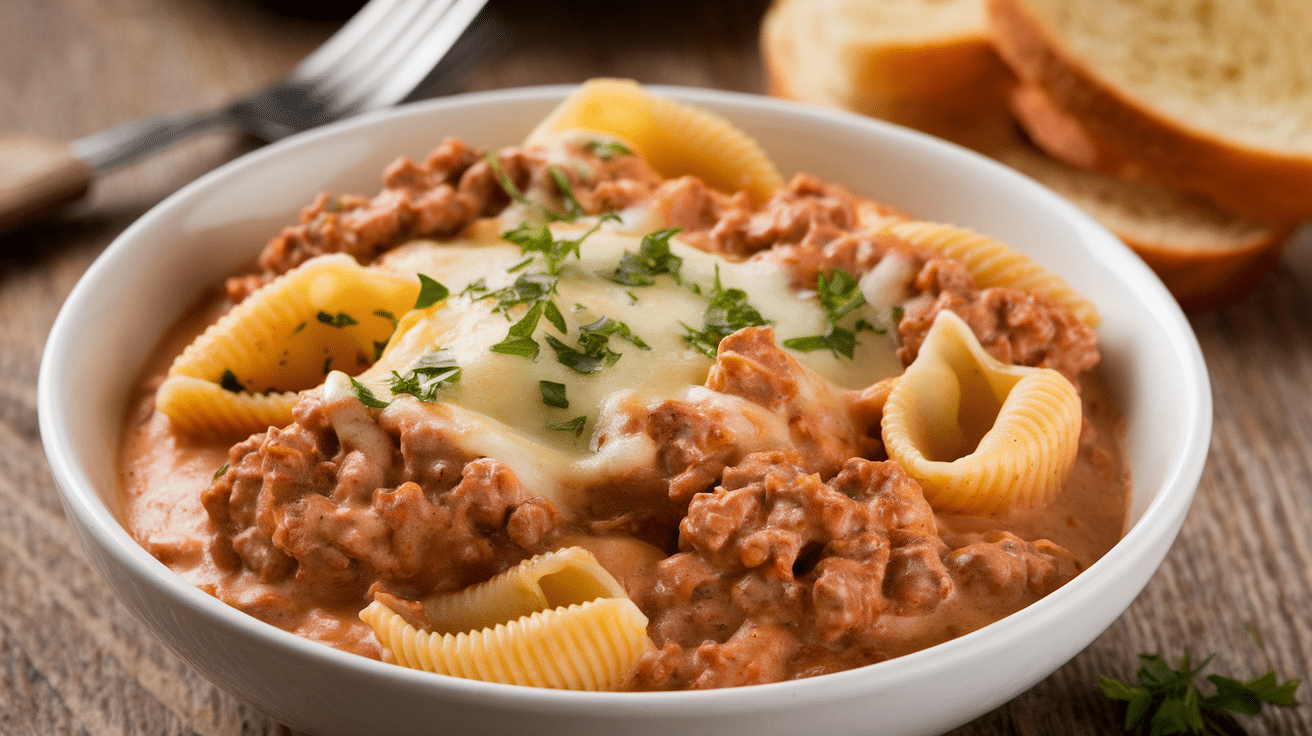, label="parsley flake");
[219,369,246,393]
[347,376,390,409]
[607,228,683,286]
[682,266,772,358]
[316,311,358,328]
[539,380,569,409]
[212,463,229,480]
[783,268,874,359]
[414,274,450,310]
[585,139,632,160]
[387,349,462,401]
[548,165,587,220]
[491,301,546,360]
[547,415,587,436]
[544,334,610,374]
